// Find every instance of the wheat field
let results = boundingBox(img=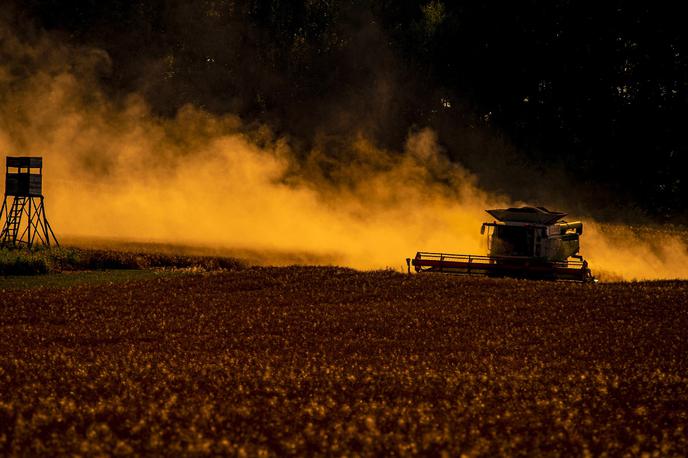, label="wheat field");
[1,267,687,455]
